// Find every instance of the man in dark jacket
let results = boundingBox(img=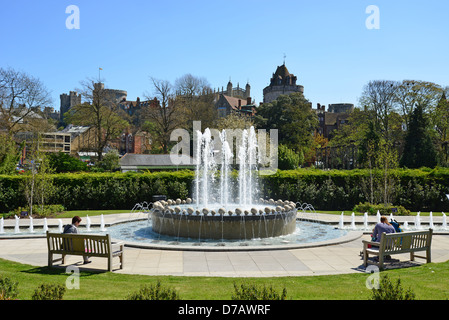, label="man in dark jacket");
[63,216,91,264]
